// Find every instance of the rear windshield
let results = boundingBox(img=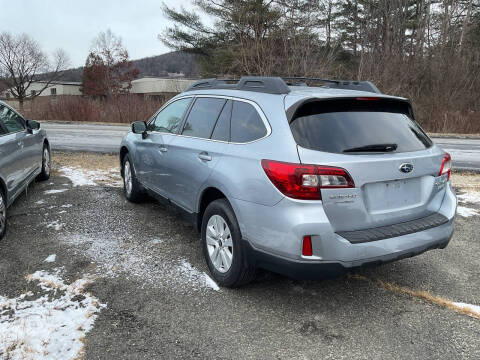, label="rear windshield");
[290,99,432,154]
